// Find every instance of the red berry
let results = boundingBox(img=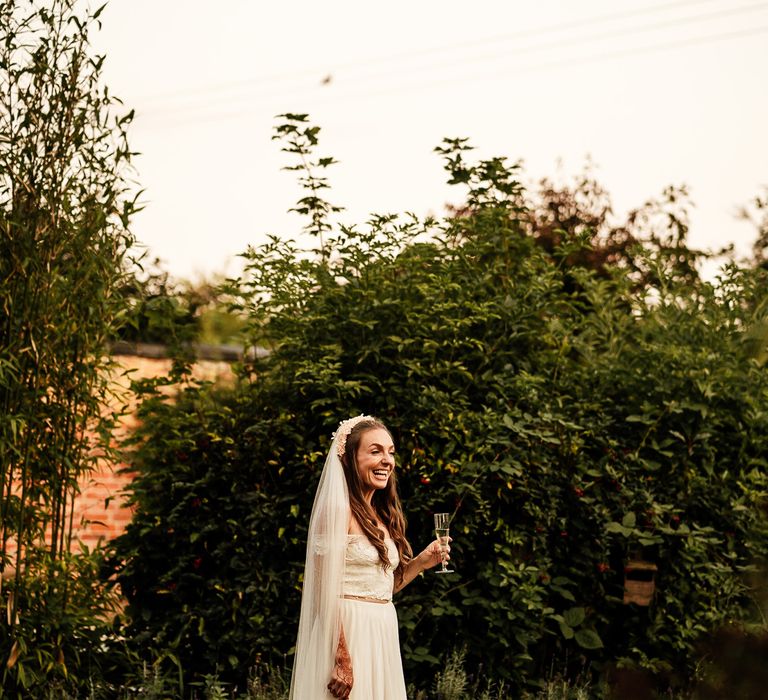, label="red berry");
[420,476,431,485]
